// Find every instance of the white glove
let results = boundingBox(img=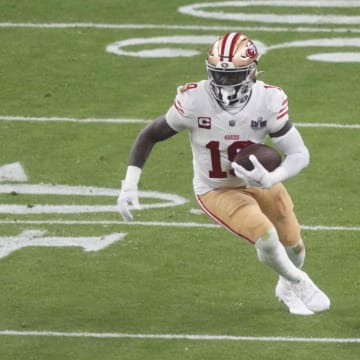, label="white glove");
[231,155,273,189]
[117,166,142,221]
[117,181,140,221]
